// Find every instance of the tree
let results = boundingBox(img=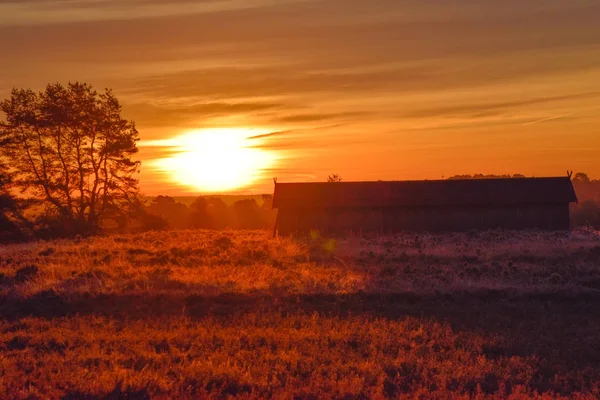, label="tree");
[147,196,191,229]
[572,172,591,184]
[0,162,13,202]
[0,82,140,236]
[261,194,273,210]
[204,197,230,230]
[0,162,25,241]
[130,199,169,232]
[232,199,262,229]
[327,173,343,183]
[189,197,216,229]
